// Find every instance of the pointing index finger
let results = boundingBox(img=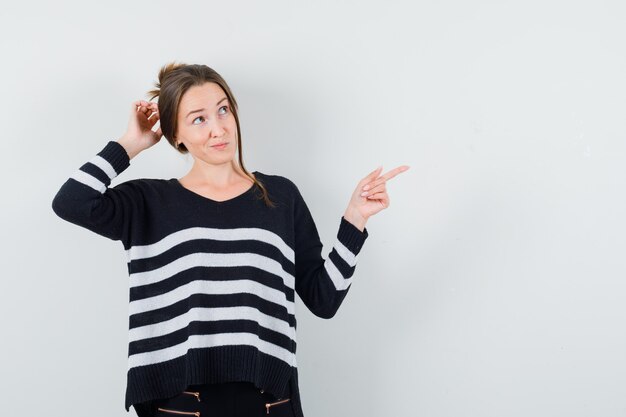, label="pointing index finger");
[378,165,410,181]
